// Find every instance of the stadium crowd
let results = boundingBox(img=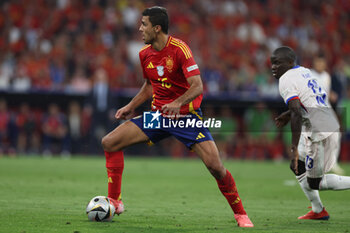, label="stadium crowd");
[1,0,350,161]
